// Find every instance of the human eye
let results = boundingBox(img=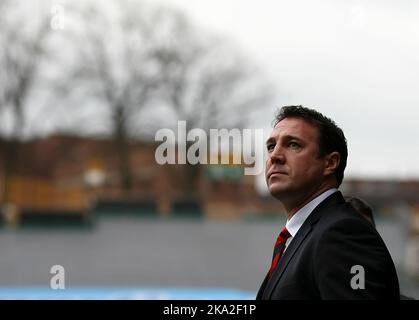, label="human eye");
[288,141,301,149]
[266,142,275,152]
